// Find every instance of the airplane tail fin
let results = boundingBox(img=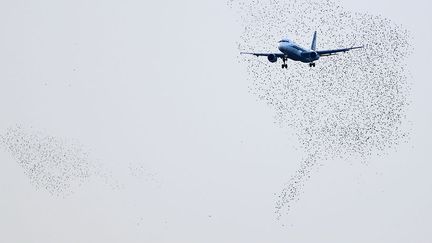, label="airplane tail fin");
[311,31,317,51]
